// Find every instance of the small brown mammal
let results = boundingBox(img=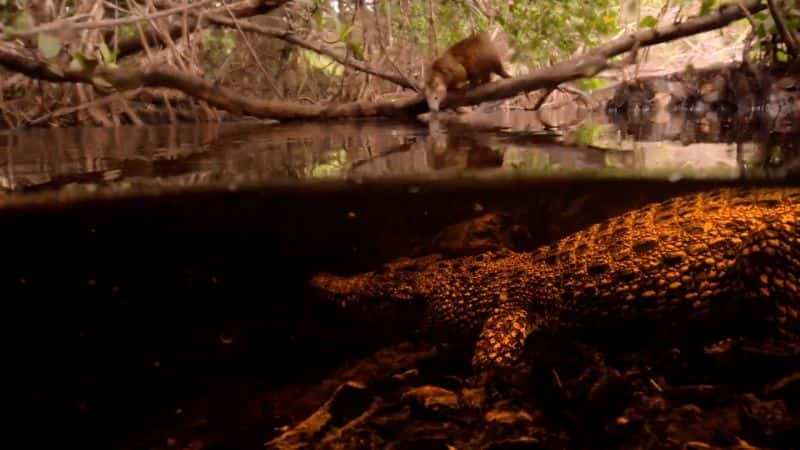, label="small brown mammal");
[424,31,512,112]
